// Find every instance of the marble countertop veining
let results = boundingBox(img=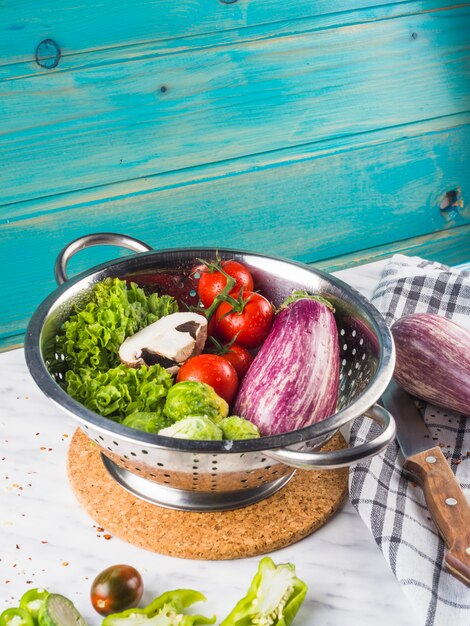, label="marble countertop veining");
[0,259,418,625]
